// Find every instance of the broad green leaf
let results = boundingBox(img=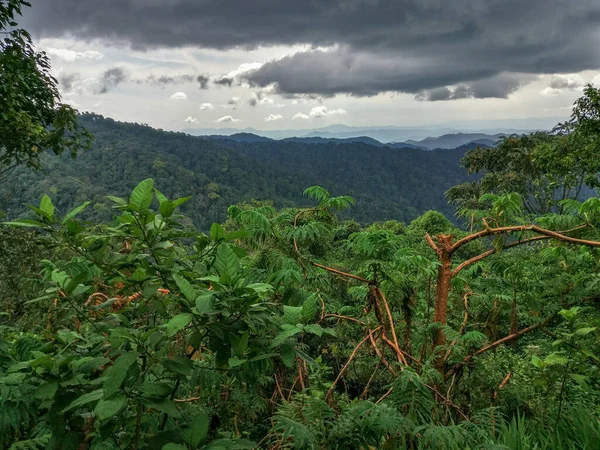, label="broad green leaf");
[106,195,127,205]
[138,382,172,398]
[35,382,58,400]
[162,445,187,450]
[303,324,323,337]
[103,352,138,397]
[166,313,194,337]
[162,357,194,377]
[210,222,226,241]
[544,352,569,366]
[62,389,103,413]
[129,178,154,212]
[230,332,249,356]
[143,399,181,418]
[181,410,209,447]
[280,343,296,368]
[574,327,596,336]
[173,274,197,302]
[63,201,90,223]
[94,394,126,421]
[195,293,215,315]
[39,194,54,219]
[228,357,247,367]
[214,245,239,283]
[301,296,319,322]
[283,305,303,325]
